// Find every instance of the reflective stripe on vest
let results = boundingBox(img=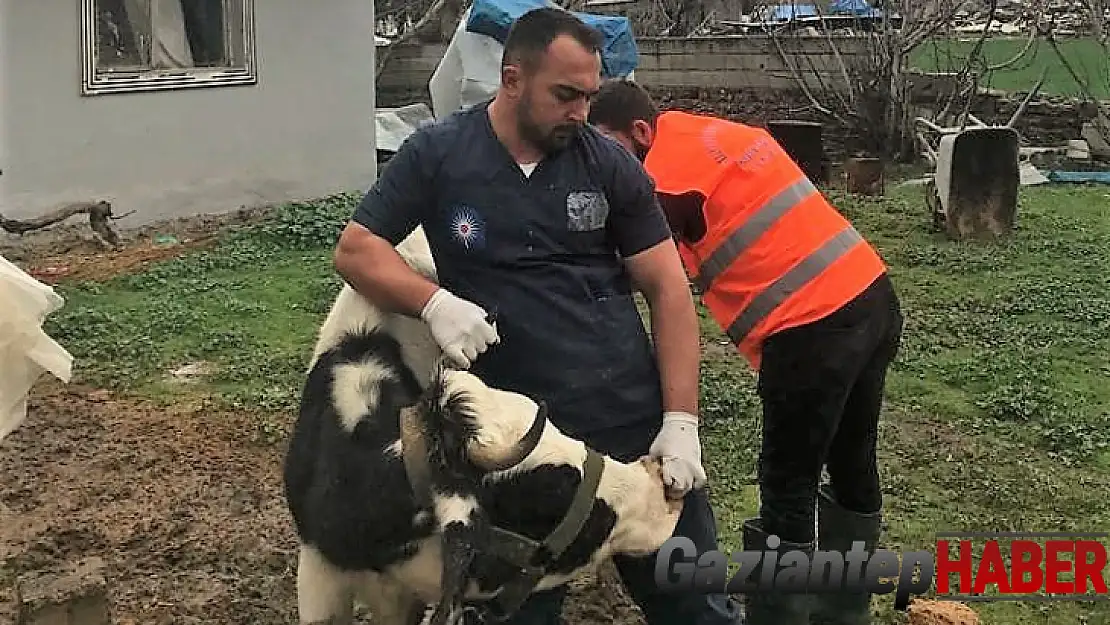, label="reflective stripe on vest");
[694,177,819,291]
[646,110,886,366]
[691,174,869,346]
[722,224,865,345]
